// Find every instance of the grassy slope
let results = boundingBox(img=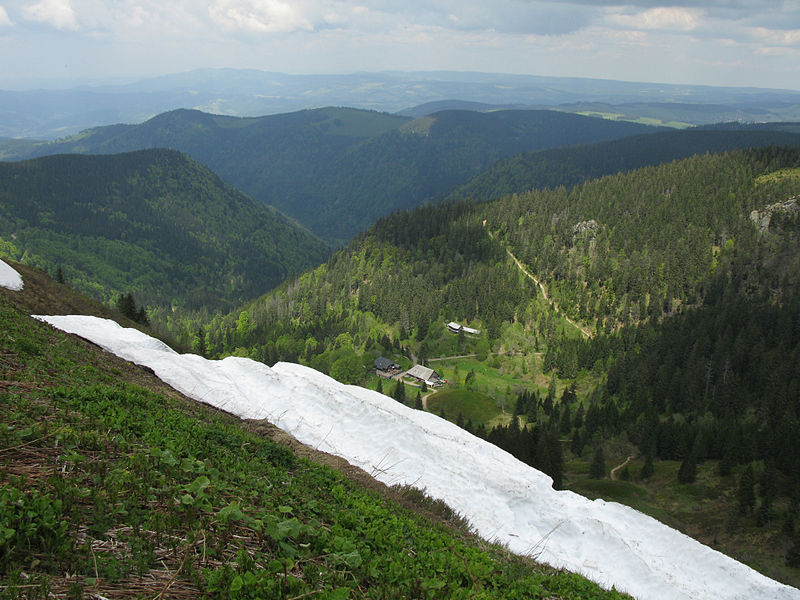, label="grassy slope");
[0,263,629,600]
